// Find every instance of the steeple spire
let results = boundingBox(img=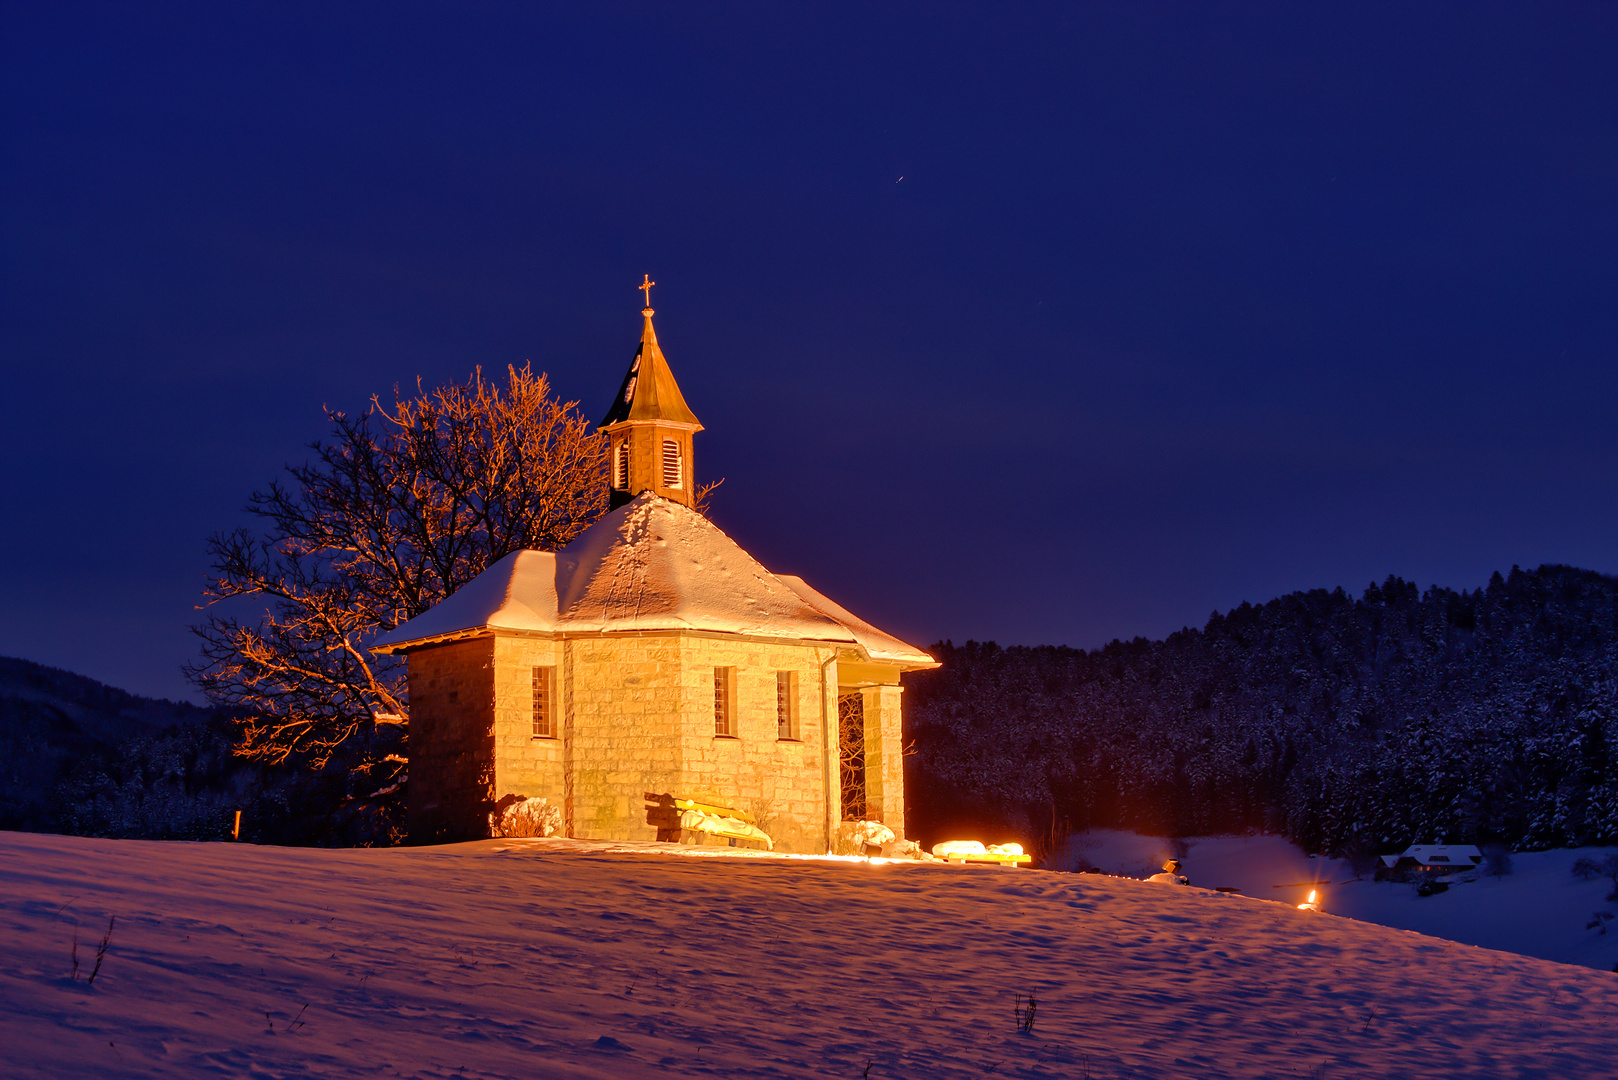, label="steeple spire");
[599,278,703,509]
